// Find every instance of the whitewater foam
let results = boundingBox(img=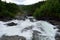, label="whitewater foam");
[0,18,57,40]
